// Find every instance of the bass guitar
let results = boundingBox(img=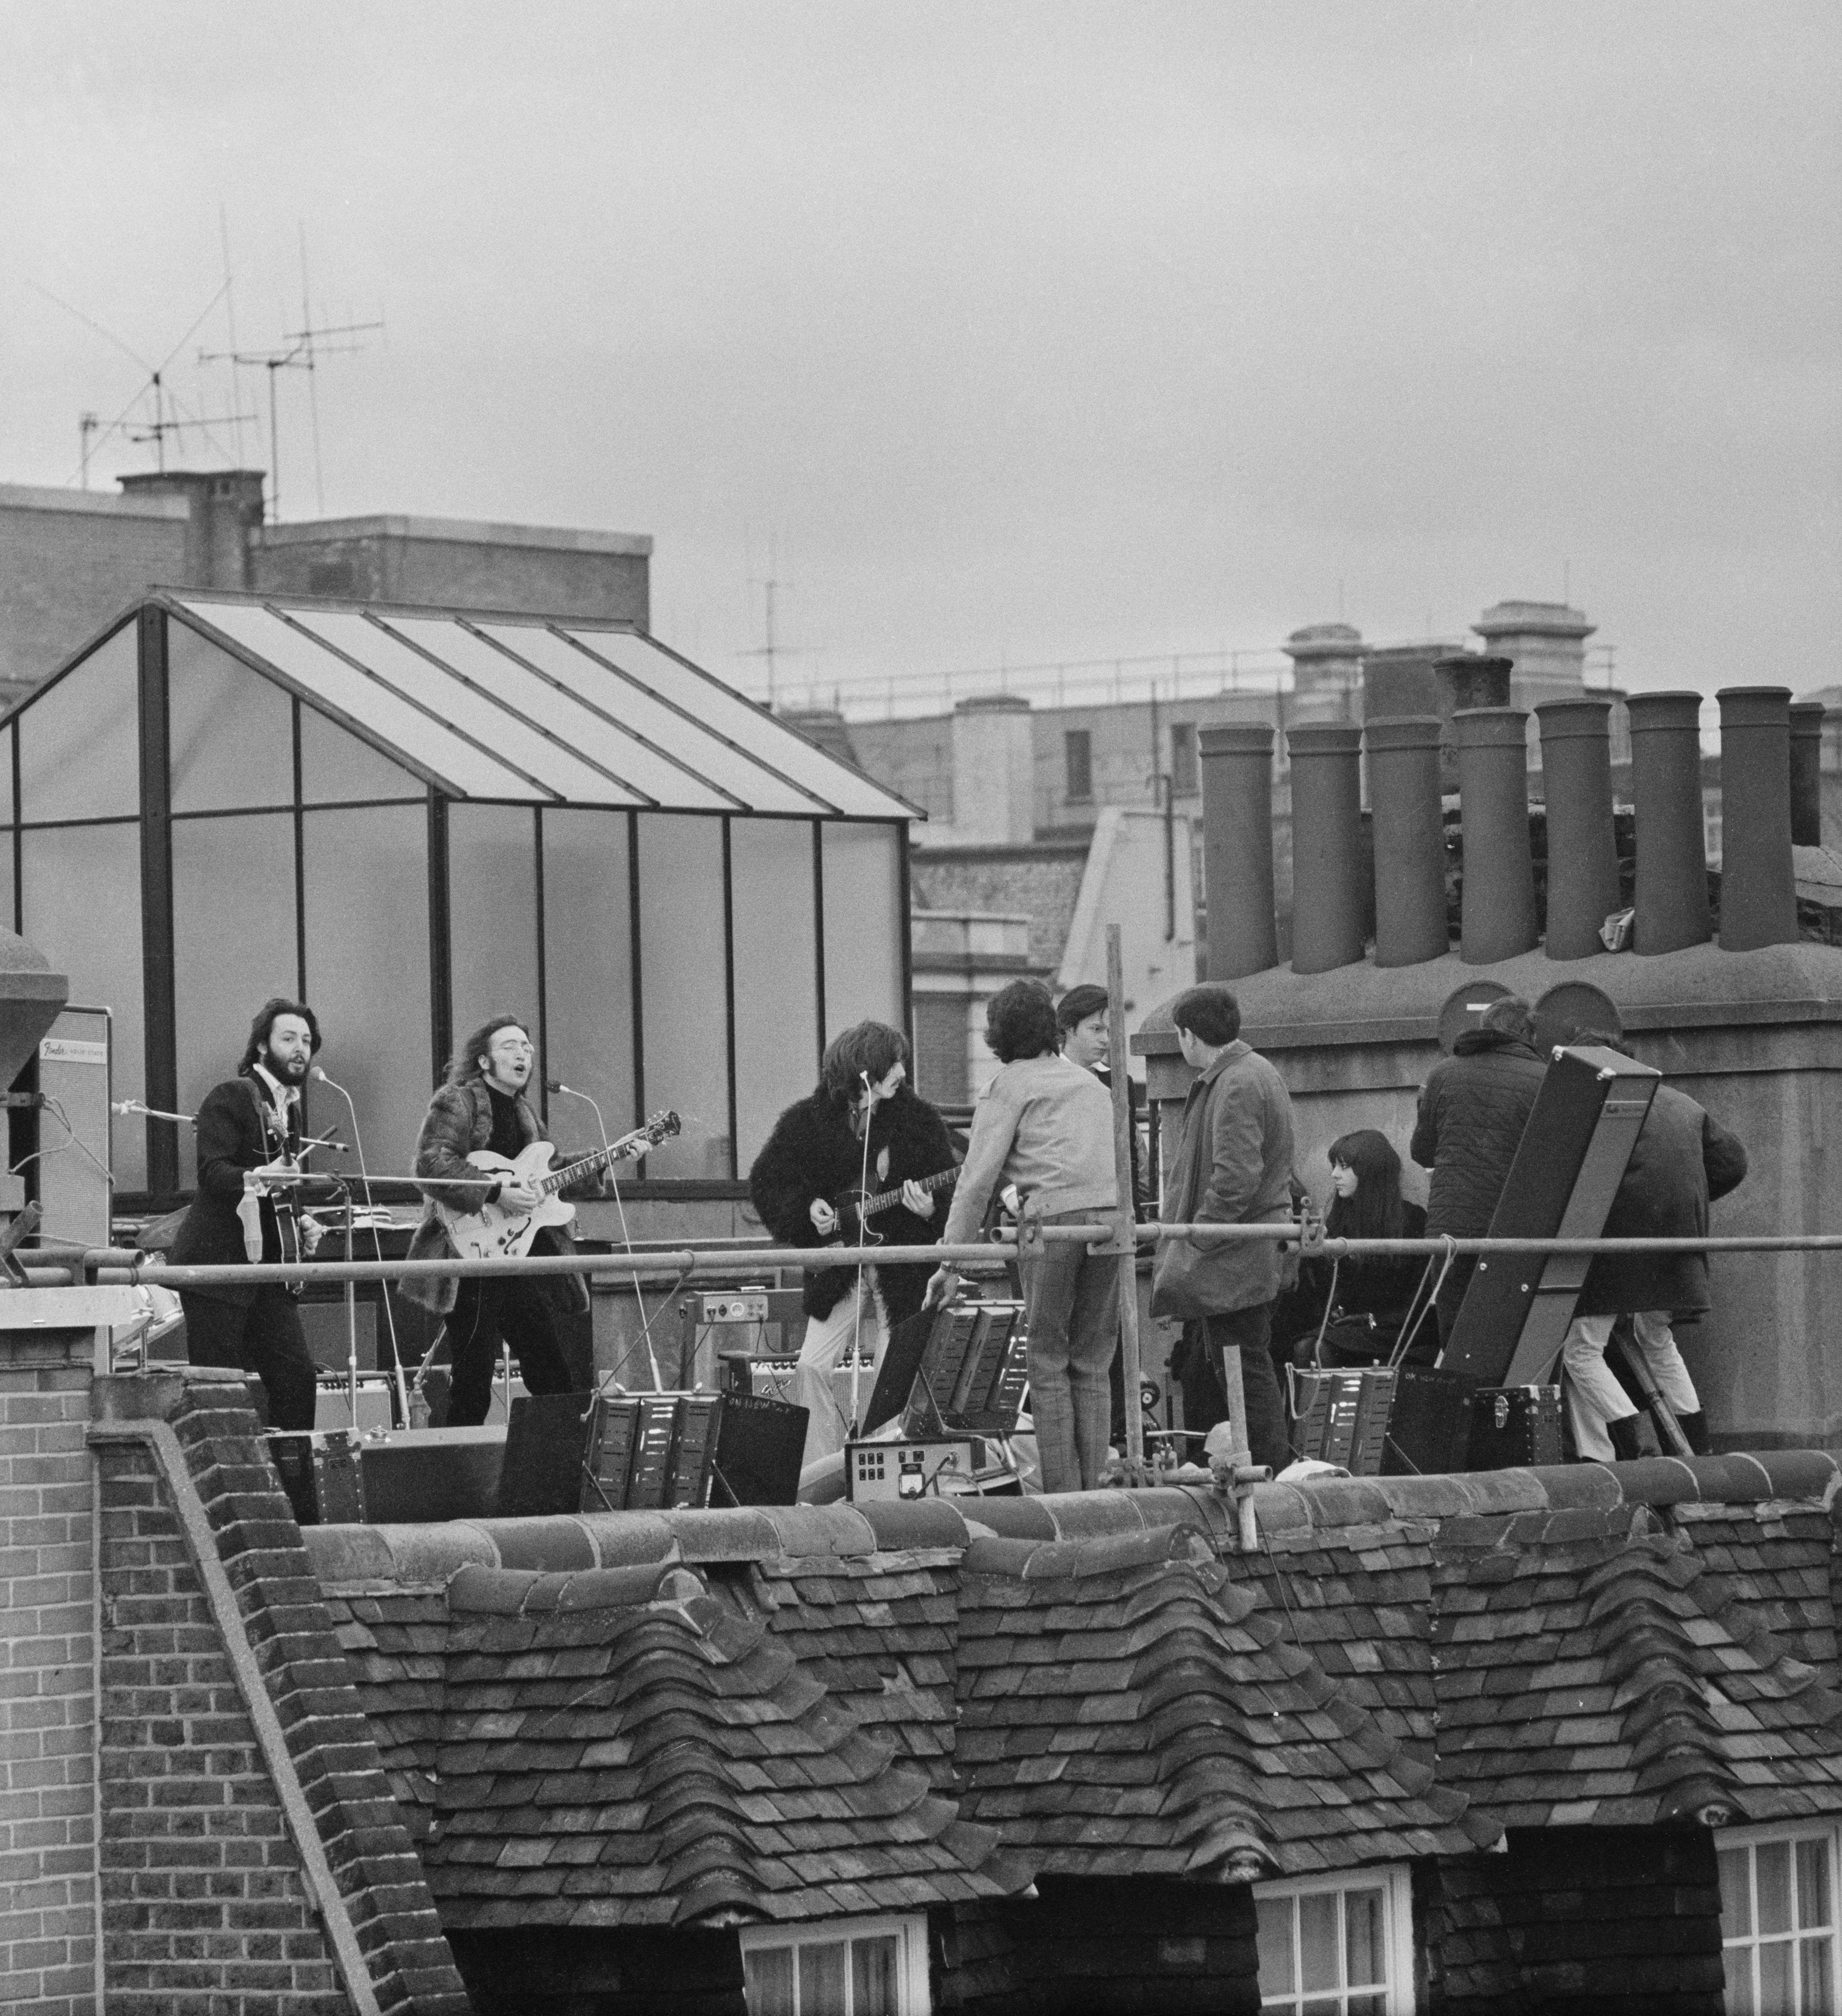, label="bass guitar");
[832,1164,959,1245]
[434,1109,681,1262]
